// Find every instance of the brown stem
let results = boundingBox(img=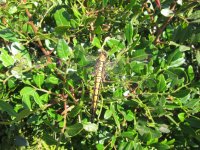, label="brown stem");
[143,2,155,23]
[61,100,68,133]
[154,1,177,44]
[23,0,52,62]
